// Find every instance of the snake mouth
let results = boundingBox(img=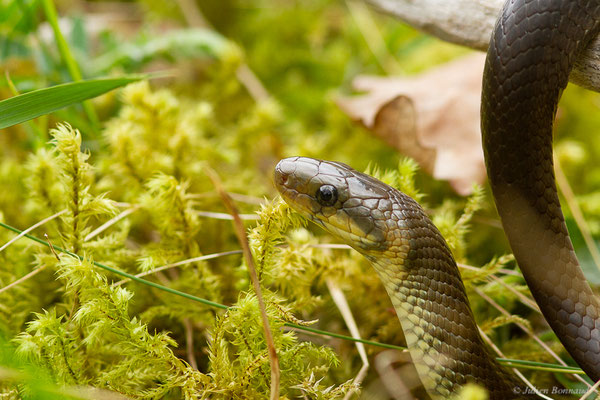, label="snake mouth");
[274,164,288,187]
